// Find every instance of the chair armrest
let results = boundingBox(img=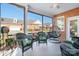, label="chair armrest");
[64,41,73,44]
